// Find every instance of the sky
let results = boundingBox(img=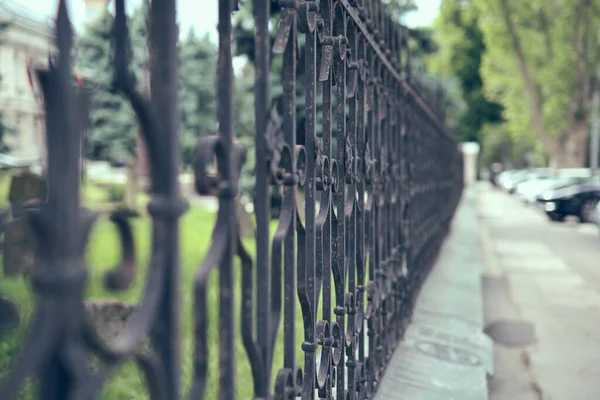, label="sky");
[24,0,441,40]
